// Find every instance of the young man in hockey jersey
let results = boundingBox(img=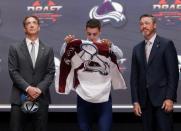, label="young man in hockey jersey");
[58,19,125,131]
